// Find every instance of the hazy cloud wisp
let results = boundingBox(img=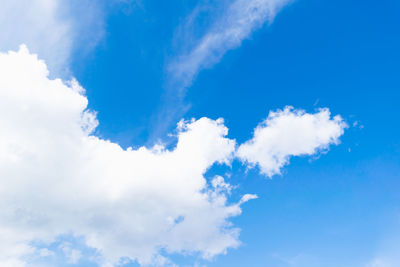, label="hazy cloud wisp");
[0,0,105,75]
[168,0,293,90]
